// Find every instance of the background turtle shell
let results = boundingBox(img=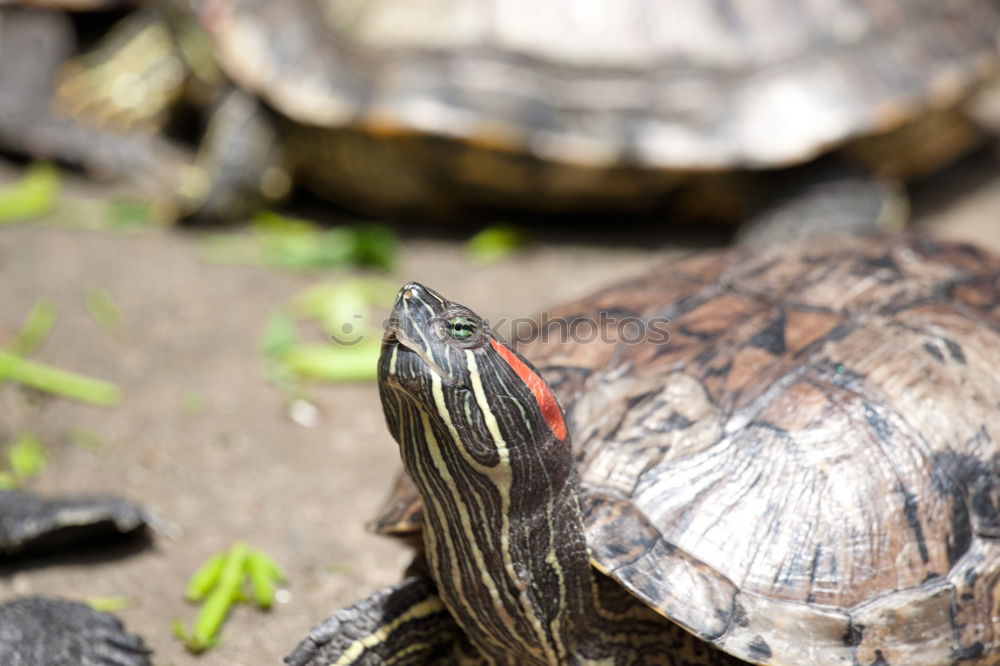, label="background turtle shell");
[522,235,1000,664]
[374,235,1000,664]
[194,0,1000,213]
